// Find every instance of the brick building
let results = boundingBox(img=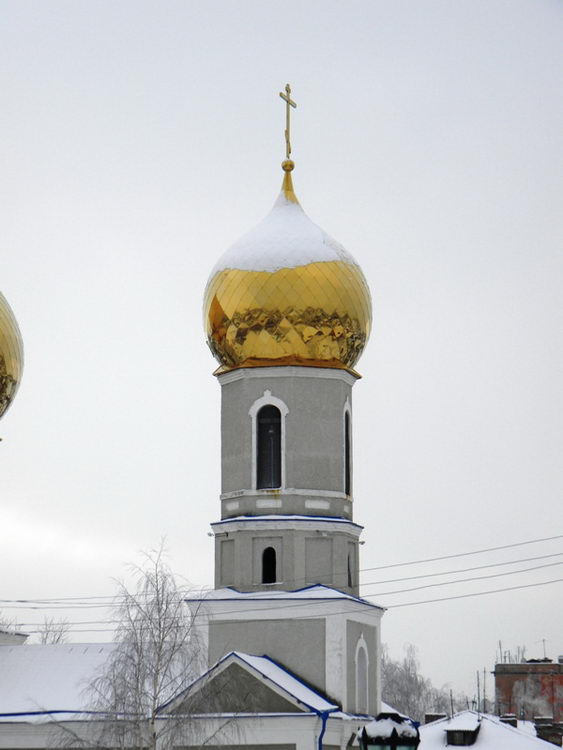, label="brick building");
[494,658,563,722]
